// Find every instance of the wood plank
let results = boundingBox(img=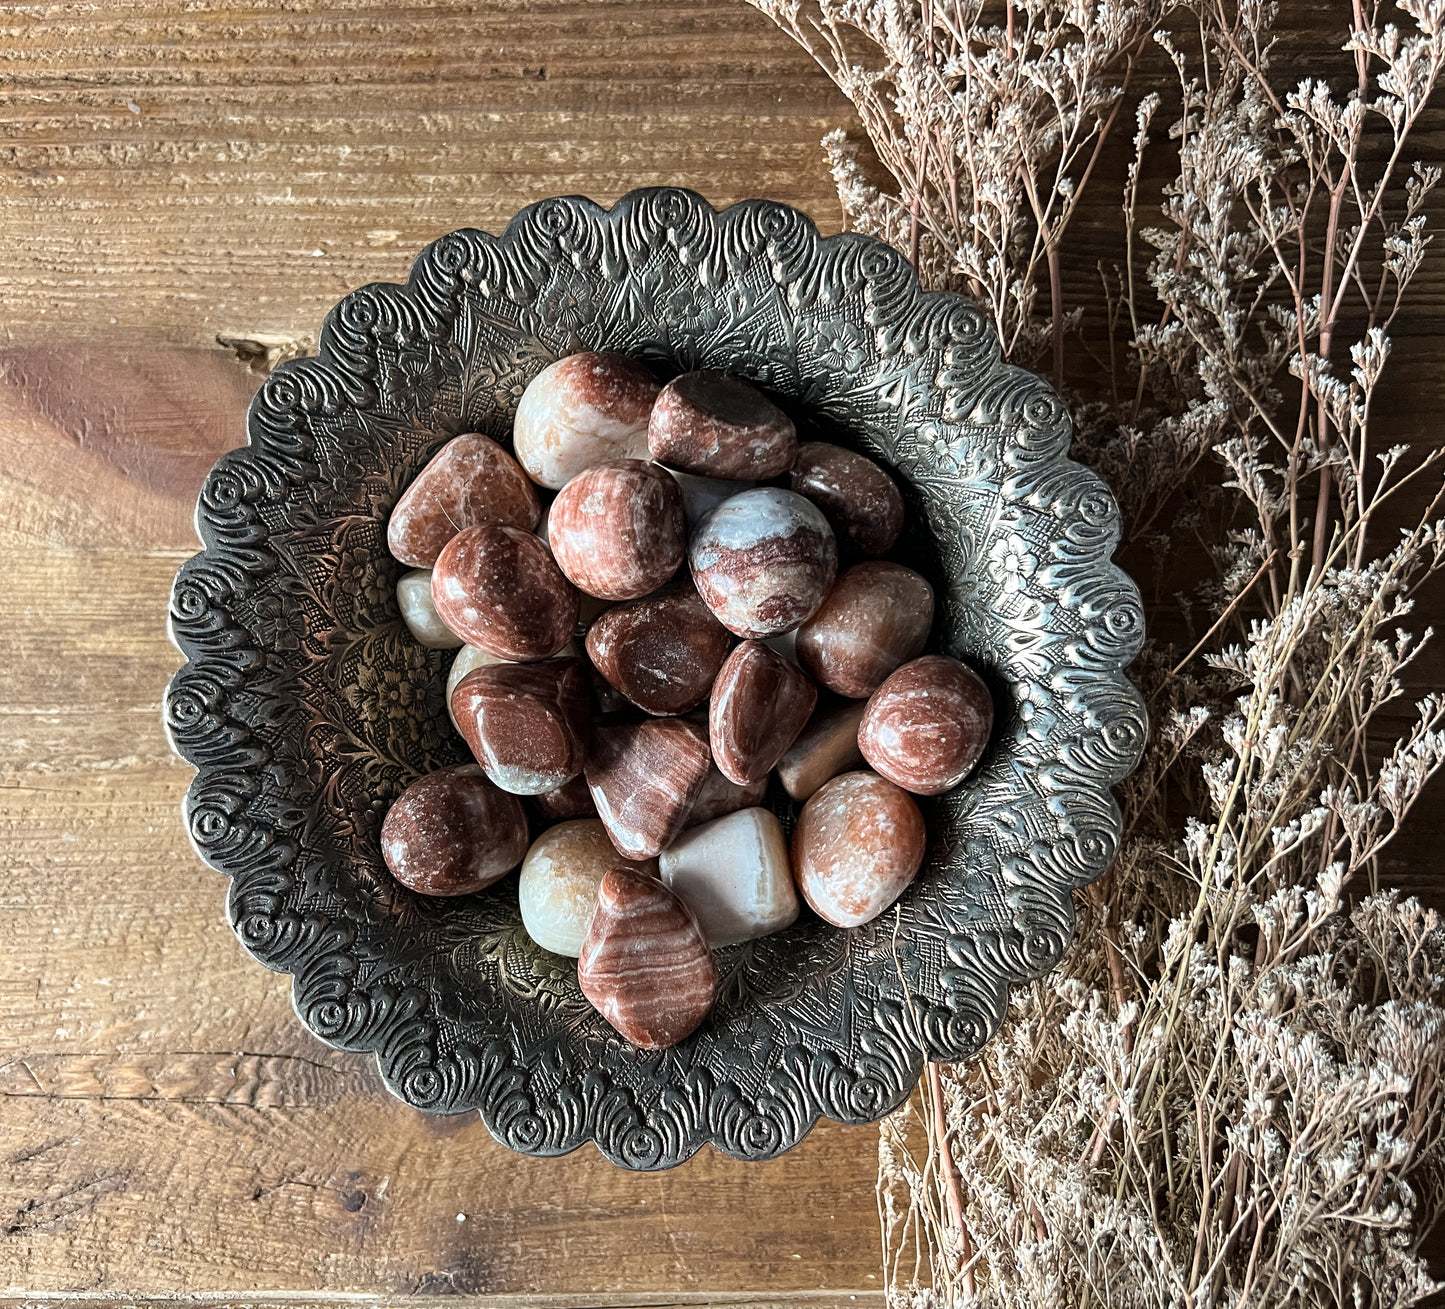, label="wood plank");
[2,0,1443,1296]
